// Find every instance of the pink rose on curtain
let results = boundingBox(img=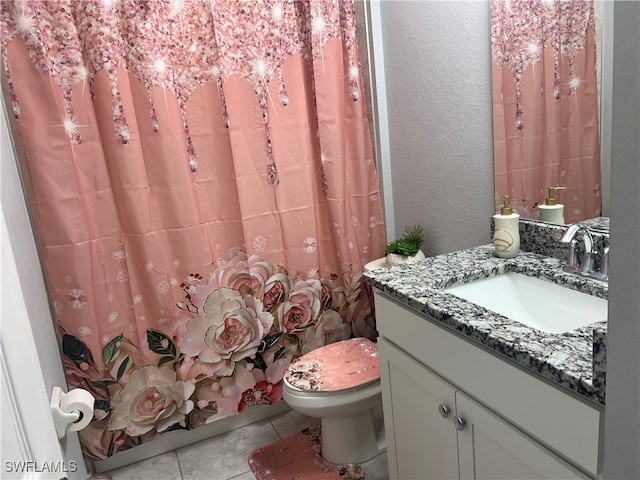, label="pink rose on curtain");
[108,366,195,436]
[263,272,293,311]
[178,288,274,376]
[320,278,346,311]
[214,355,291,418]
[188,251,273,308]
[208,249,273,299]
[274,279,322,333]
